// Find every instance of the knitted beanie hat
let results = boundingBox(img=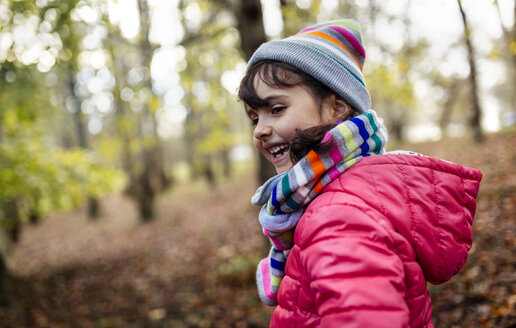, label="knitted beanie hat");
[247,19,370,113]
